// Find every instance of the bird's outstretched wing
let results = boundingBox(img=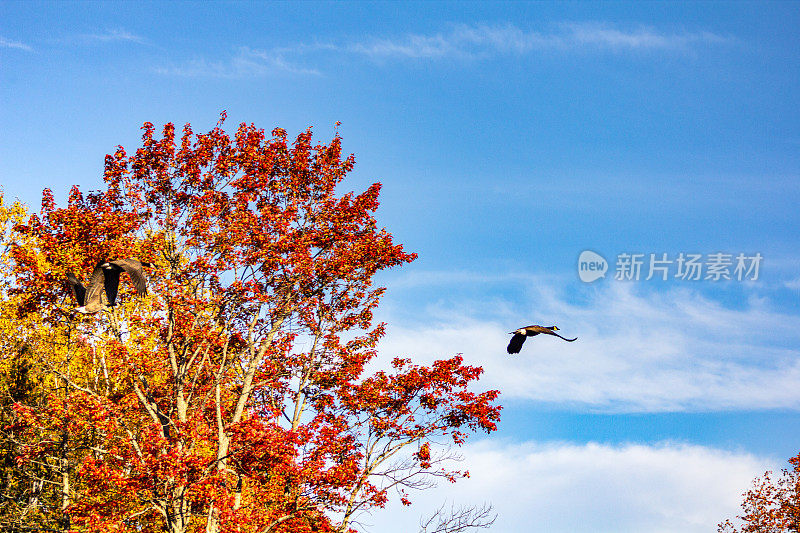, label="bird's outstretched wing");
[542,330,577,342]
[102,266,121,306]
[111,259,148,297]
[85,264,107,308]
[66,273,86,306]
[507,333,527,354]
